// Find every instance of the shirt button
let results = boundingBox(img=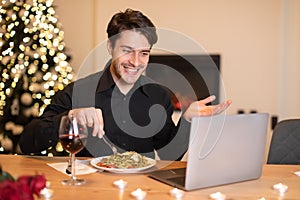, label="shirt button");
[123,97,126,101]
[122,120,126,124]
